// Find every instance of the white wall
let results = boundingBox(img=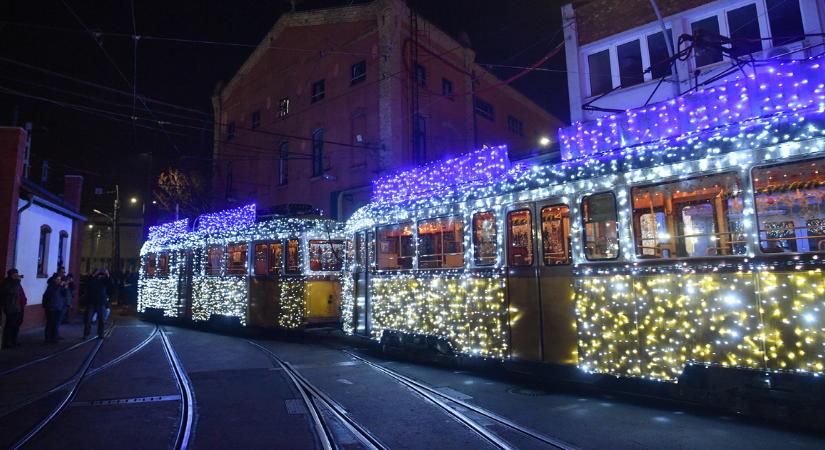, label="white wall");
[15,199,74,305]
